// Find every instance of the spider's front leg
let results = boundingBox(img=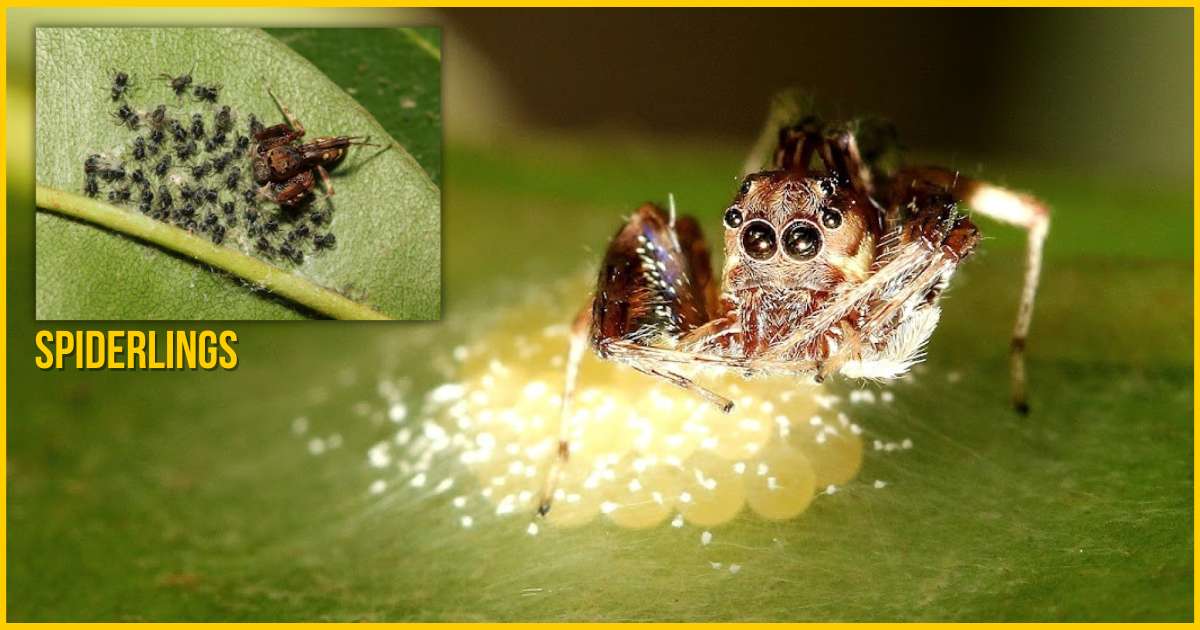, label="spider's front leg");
[764,218,975,383]
[825,206,980,380]
[890,167,1050,413]
[261,170,314,208]
[253,124,303,150]
[792,243,968,384]
[316,165,335,199]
